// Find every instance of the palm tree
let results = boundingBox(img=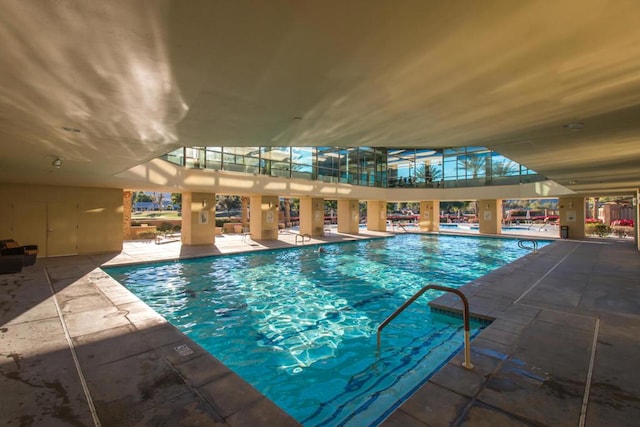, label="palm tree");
[171,193,182,207]
[241,196,249,228]
[458,156,486,179]
[415,164,441,186]
[152,192,165,210]
[216,195,241,214]
[134,191,153,203]
[284,198,291,227]
[492,160,516,177]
